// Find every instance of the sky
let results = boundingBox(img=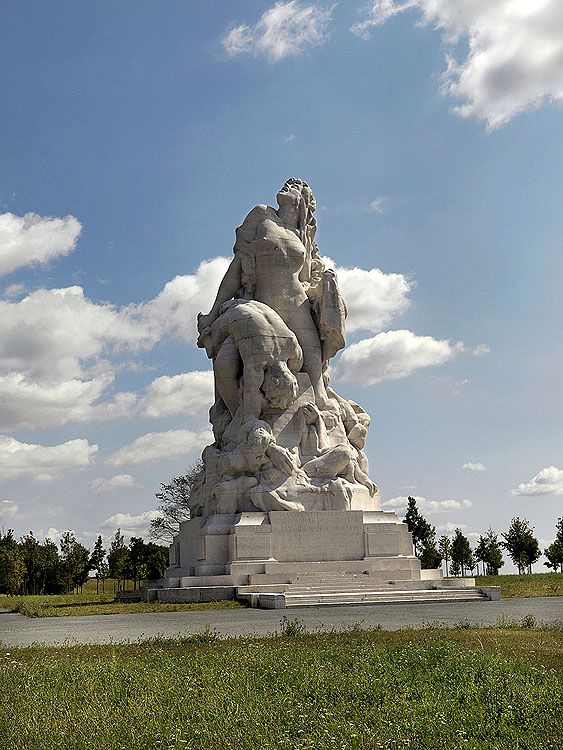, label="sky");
[0,1,562,569]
